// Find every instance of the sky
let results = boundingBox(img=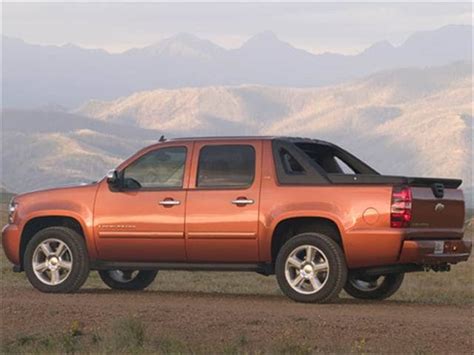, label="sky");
[2,2,472,54]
